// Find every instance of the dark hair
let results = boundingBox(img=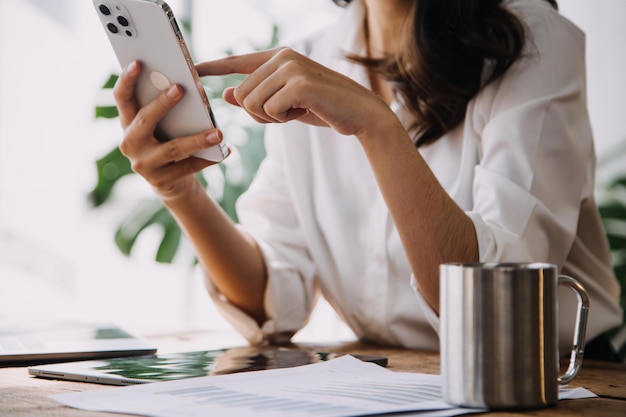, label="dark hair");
[337,0,558,147]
